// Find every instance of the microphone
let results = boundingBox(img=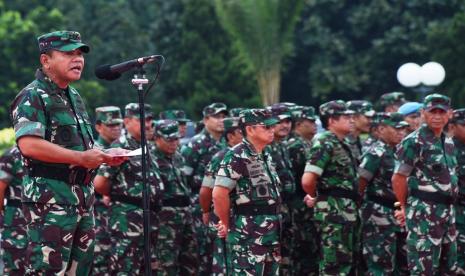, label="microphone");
[95,55,162,80]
